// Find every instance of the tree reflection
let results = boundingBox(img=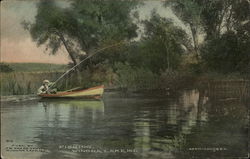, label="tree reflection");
[34,100,105,159]
[132,90,206,159]
[11,87,248,159]
[174,87,249,159]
